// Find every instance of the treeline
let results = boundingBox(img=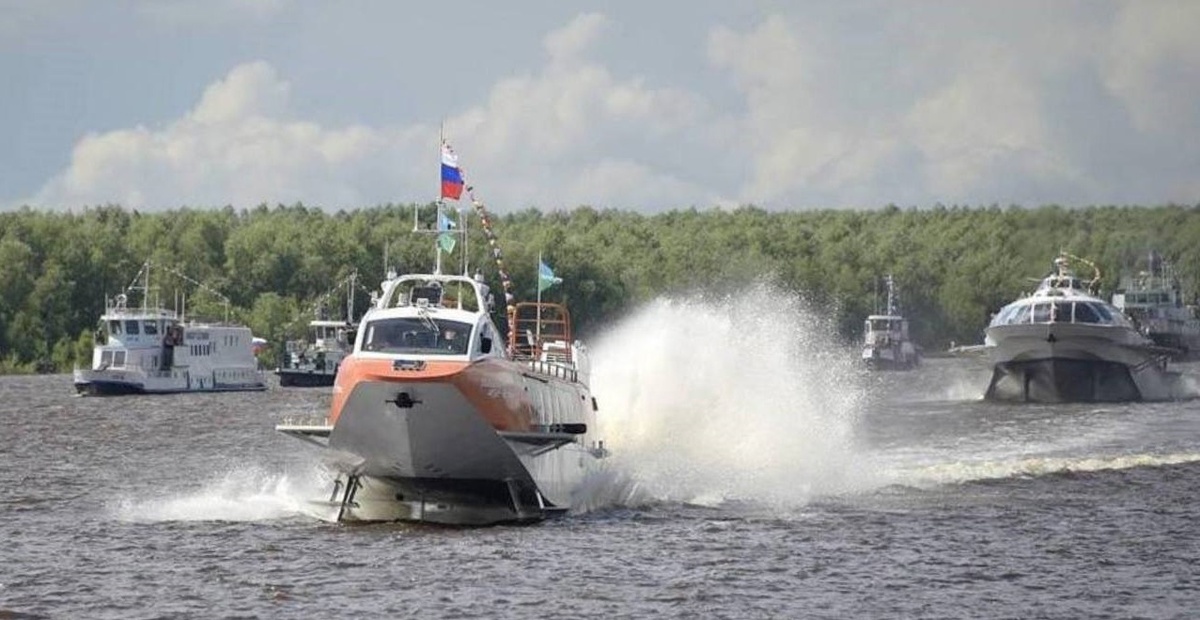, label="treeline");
[2,202,1199,373]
